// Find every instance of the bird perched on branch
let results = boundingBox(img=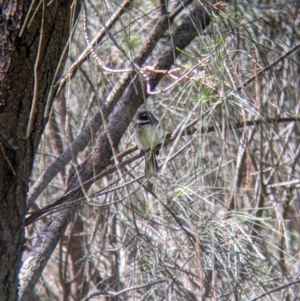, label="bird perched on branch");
[135,107,165,178]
